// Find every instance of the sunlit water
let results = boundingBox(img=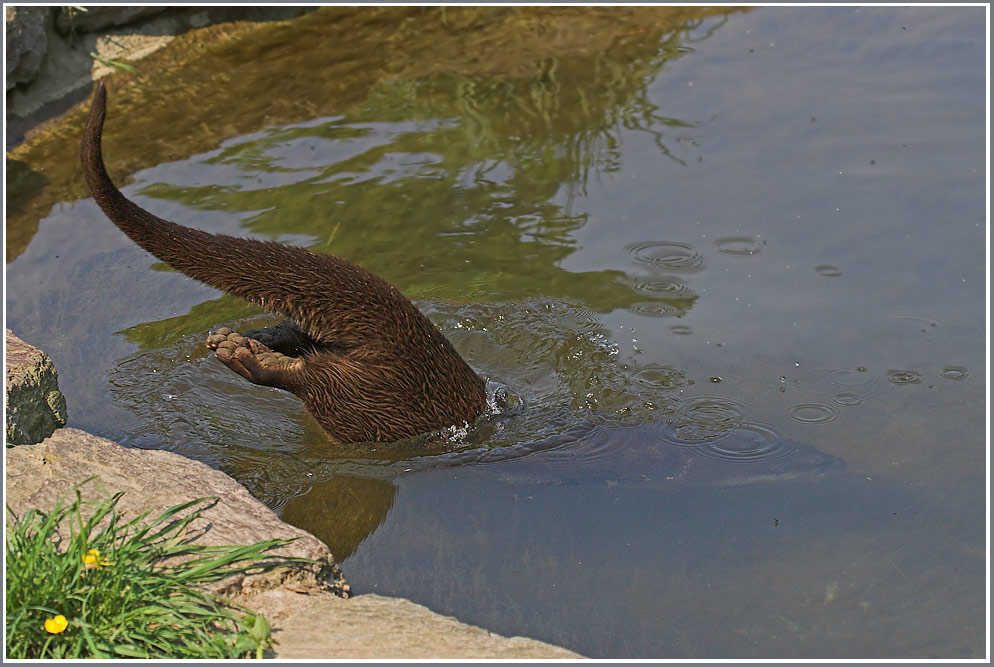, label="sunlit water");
[5,7,986,658]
